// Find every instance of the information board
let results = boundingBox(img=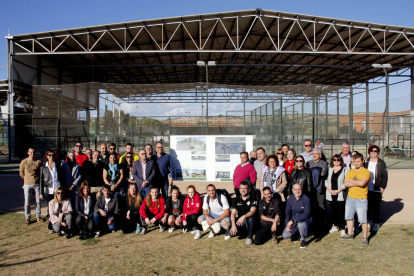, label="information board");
[170,135,254,181]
